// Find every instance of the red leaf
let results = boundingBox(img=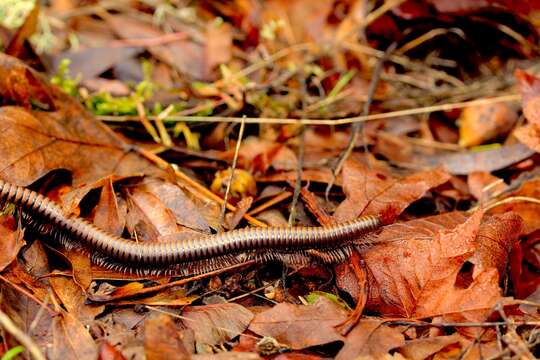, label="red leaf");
[333,160,450,222]
[363,210,521,327]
